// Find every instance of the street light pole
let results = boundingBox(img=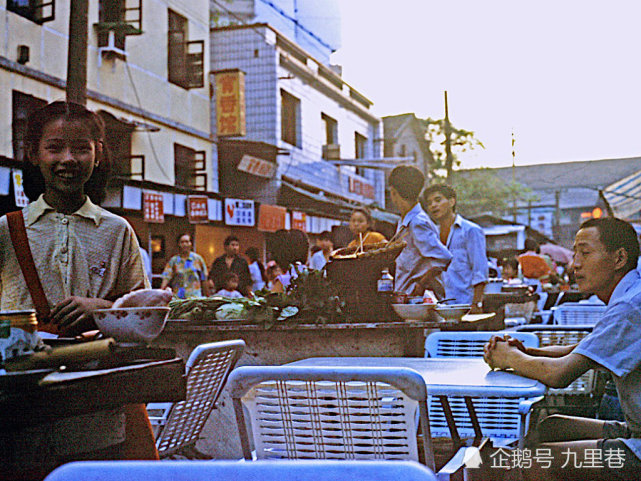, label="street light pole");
[66,0,88,105]
[444,91,454,183]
